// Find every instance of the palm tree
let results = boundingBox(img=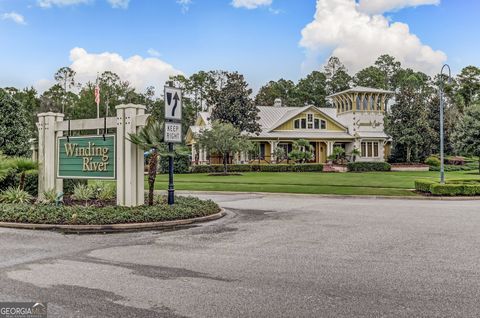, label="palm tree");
[128,120,165,206]
[7,157,37,190]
